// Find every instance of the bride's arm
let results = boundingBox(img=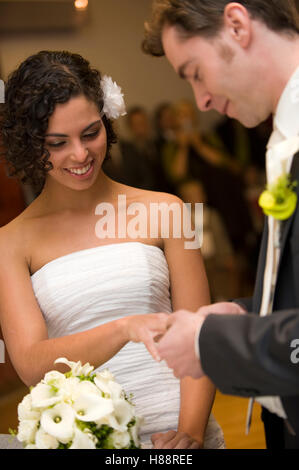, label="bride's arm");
[162,195,216,447]
[0,228,167,387]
